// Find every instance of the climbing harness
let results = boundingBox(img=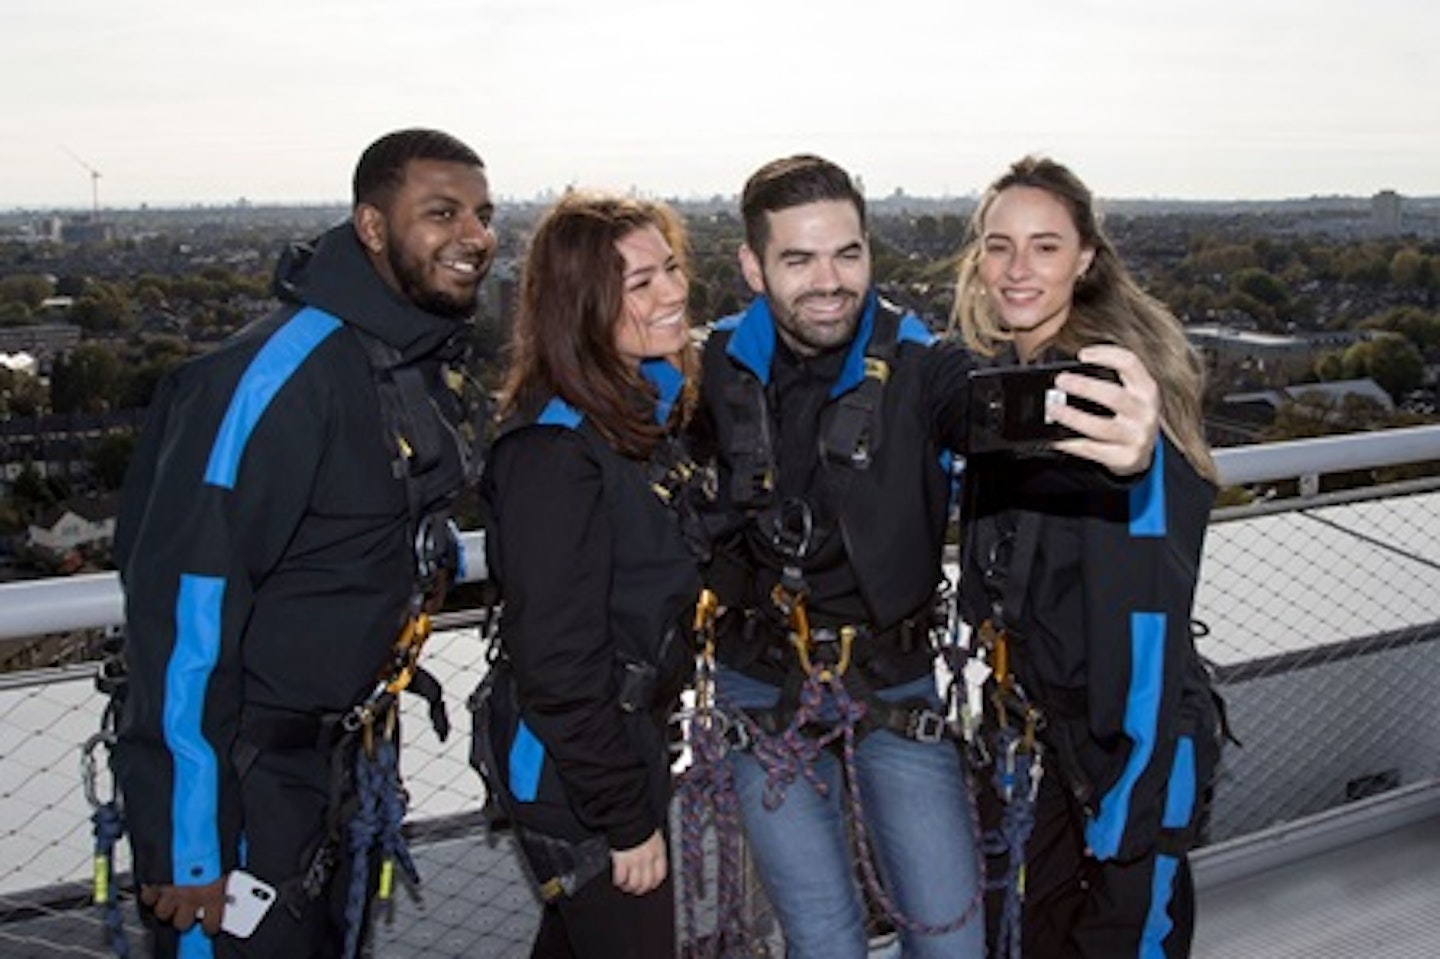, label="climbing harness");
[679,497,985,945]
[972,618,1045,959]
